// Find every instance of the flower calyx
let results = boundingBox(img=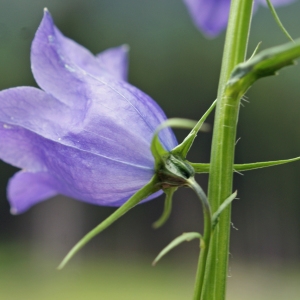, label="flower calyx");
[157,154,195,189]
